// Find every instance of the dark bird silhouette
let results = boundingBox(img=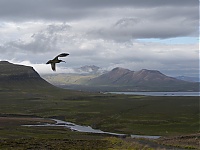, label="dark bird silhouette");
[46,53,69,71]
